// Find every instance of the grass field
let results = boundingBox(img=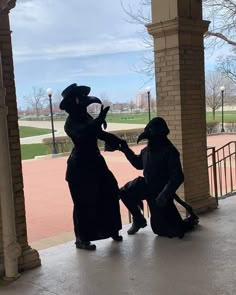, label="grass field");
[106,111,236,124]
[19,110,236,160]
[106,112,154,124]
[19,126,52,138]
[20,111,236,124]
[21,144,49,160]
[206,111,236,123]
